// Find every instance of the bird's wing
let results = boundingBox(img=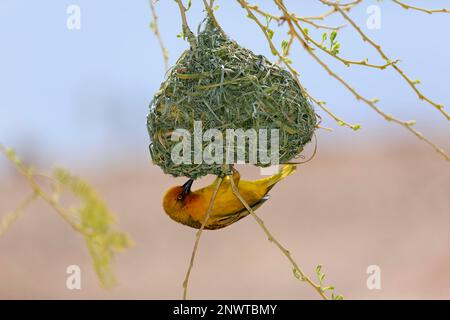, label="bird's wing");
[207,195,270,230]
[243,164,296,192]
[200,170,240,194]
[219,170,240,189]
